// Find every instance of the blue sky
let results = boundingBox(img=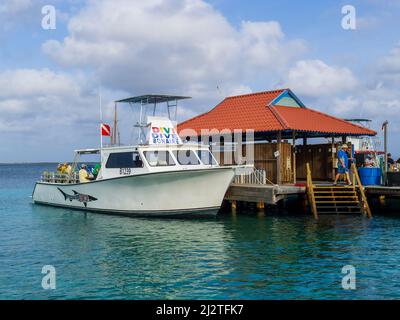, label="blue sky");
[0,0,399,162]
